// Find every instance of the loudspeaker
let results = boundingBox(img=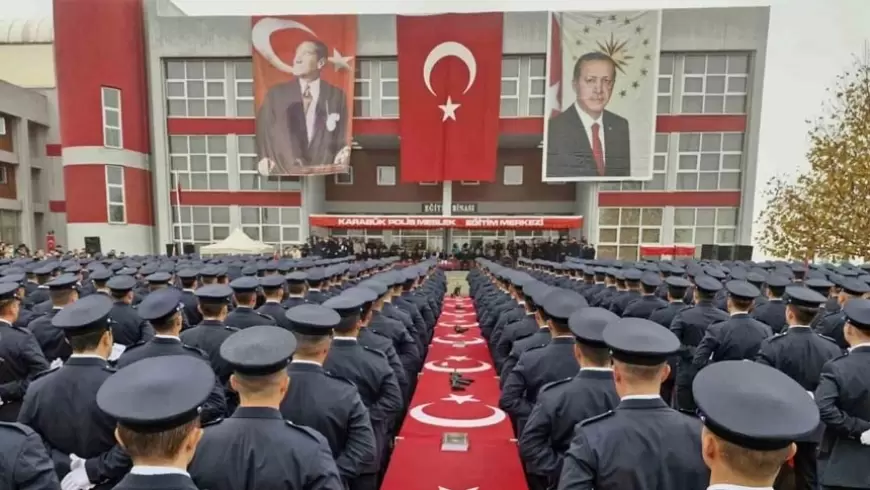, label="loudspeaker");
[83,236,102,255]
[183,243,196,255]
[700,244,718,260]
[733,245,754,261]
[716,245,733,261]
